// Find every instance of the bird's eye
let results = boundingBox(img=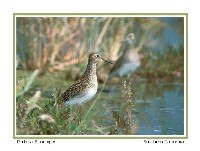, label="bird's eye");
[96,54,99,57]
